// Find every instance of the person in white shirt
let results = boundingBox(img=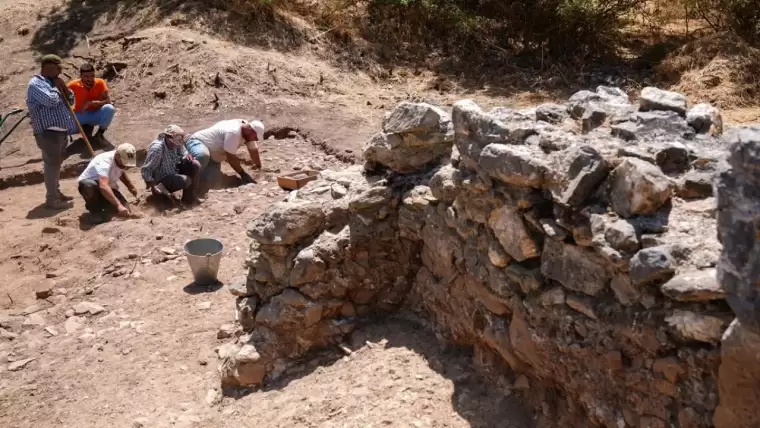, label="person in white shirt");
[77,143,140,223]
[185,119,265,194]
